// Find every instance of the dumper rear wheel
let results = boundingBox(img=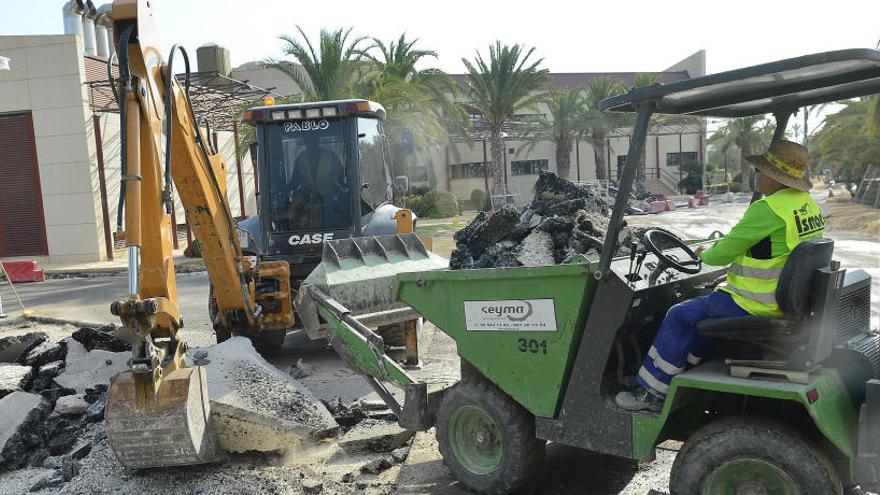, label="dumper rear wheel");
[670,416,842,495]
[436,380,545,494]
